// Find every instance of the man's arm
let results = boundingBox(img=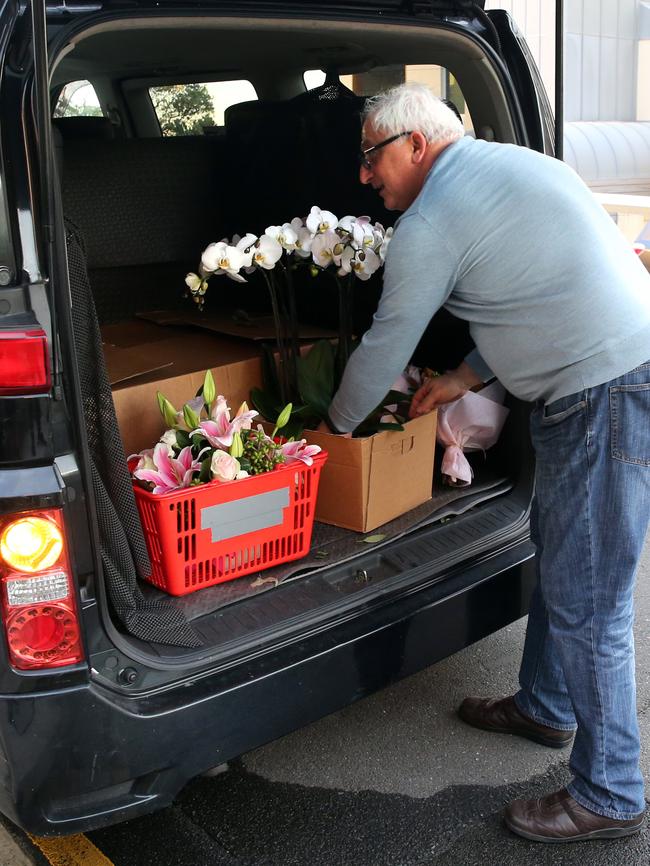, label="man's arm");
[328,214,458,433]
